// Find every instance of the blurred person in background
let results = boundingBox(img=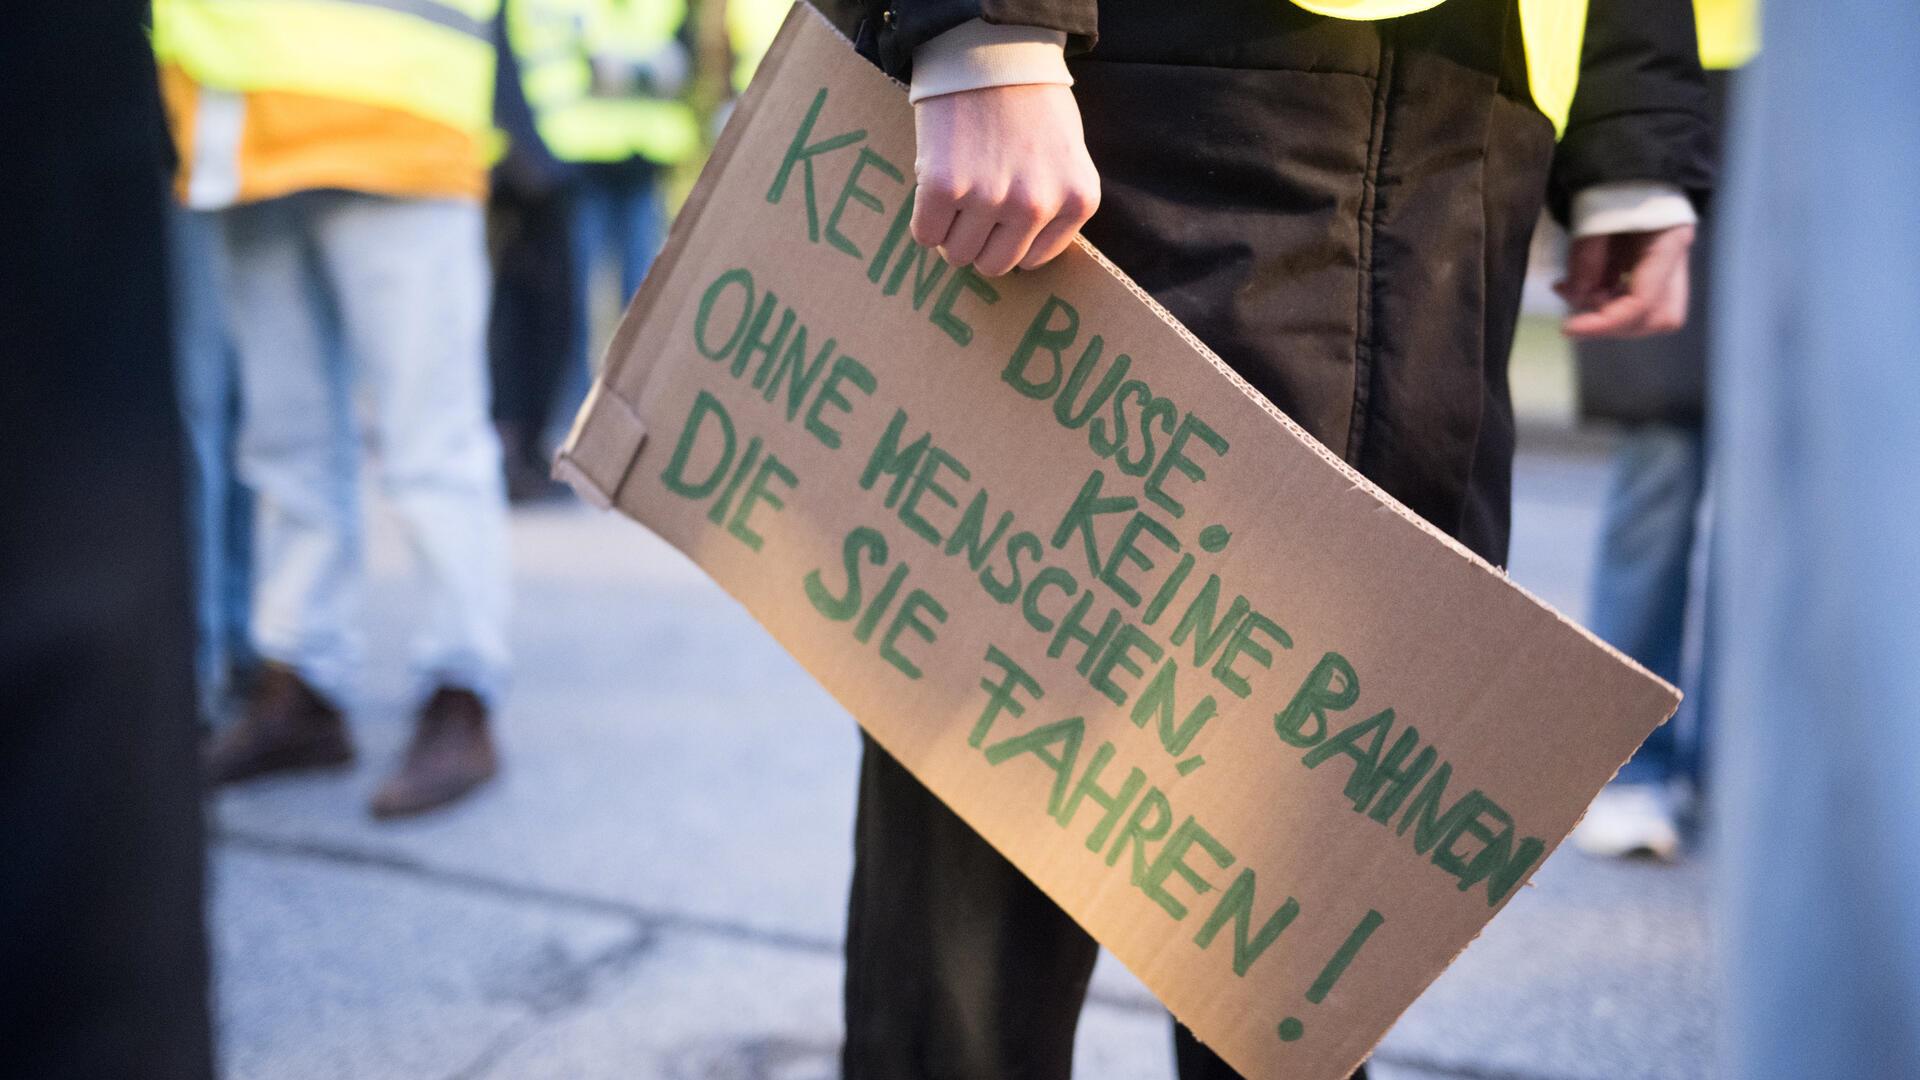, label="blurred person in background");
[154,0,513,818]
[492,0,584,503]
[515,0,702,420]
[169,193,258,728]
[1,4,213,1076]
[726,0,794,92]
[1567,0,1756,862]
[1712,0,1920,1076]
